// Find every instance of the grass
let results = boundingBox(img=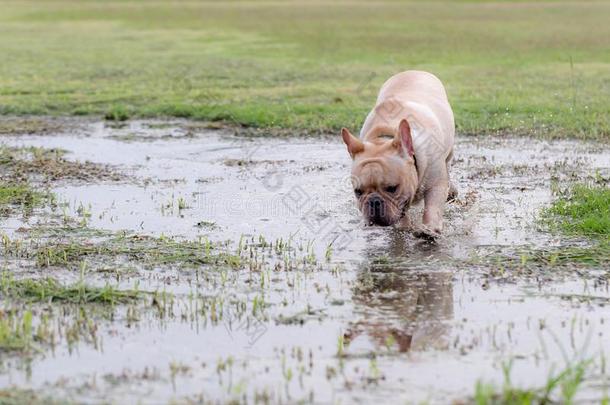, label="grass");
[0,274,140,305]
[0,117,78,136]
[0,146,124,184]
[31,234,242,269]
[0,275,139,353]
[0,1,609,139]
[517,243,609,268]
[0,183,45,216]
[543,184,610,239]
[0,310,33,353]
[533,183,610,268]
[0,389,65,405]
[474,359,590,405]
[472,183,610,270]
[1,228,243,270]
[474,183,610,271]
